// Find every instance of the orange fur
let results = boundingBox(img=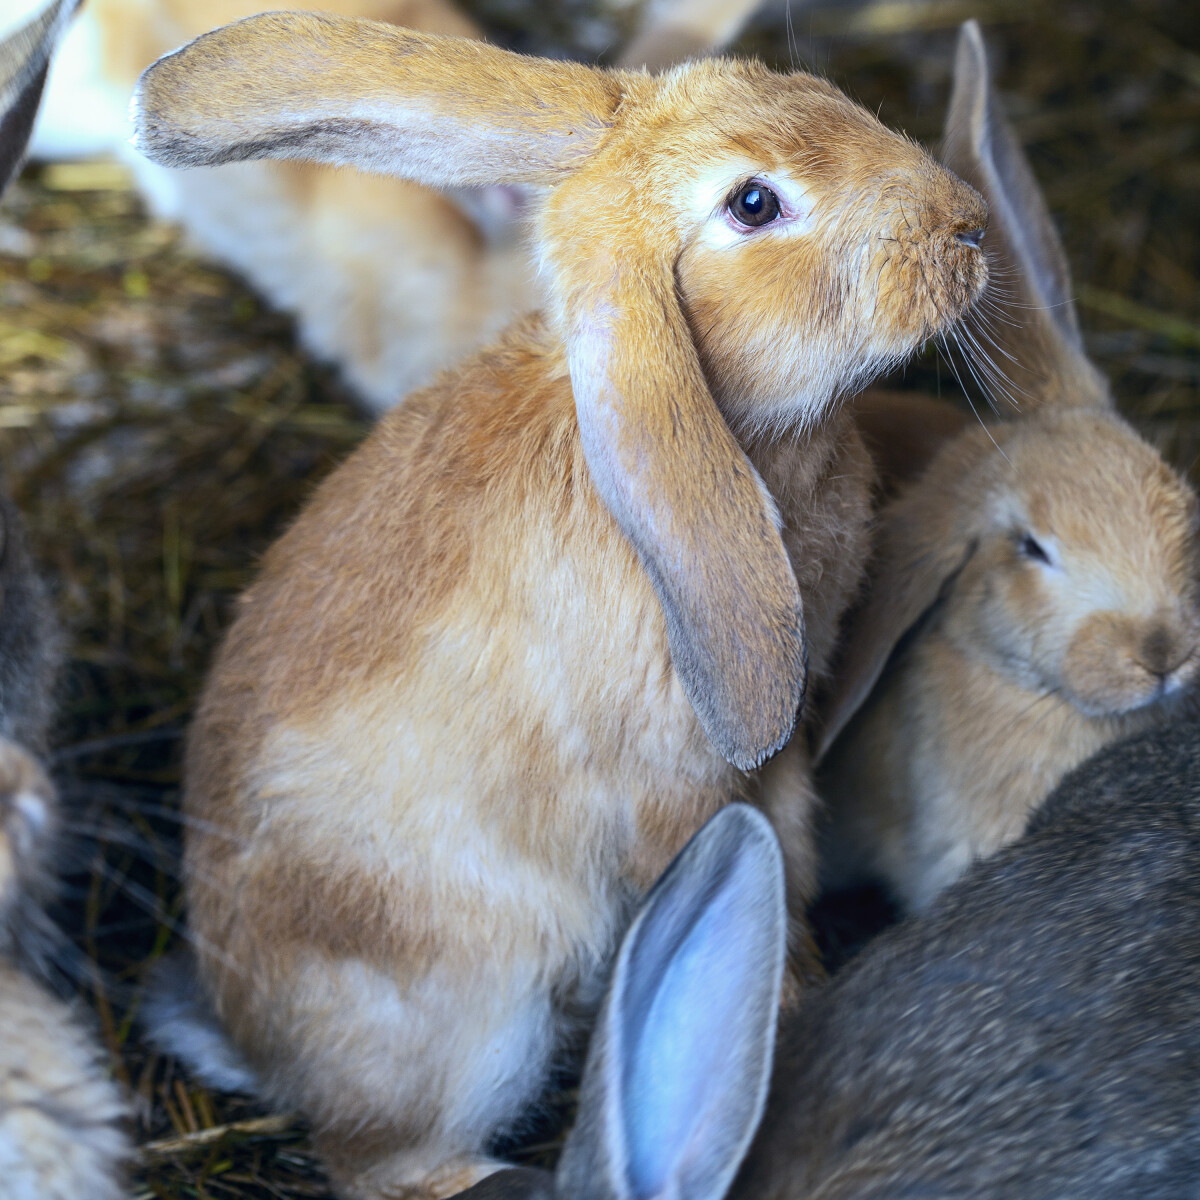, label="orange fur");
[135,19,988,1197]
